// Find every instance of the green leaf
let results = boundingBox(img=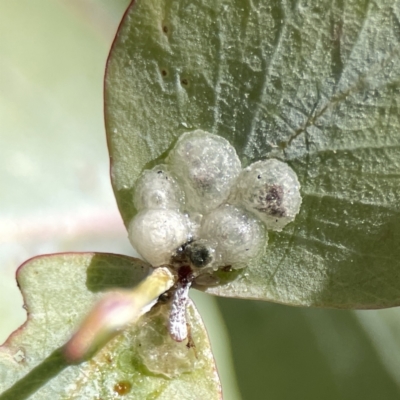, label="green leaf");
[218,297,400,399]
[0,253,221,399]
[105,0,400,308]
